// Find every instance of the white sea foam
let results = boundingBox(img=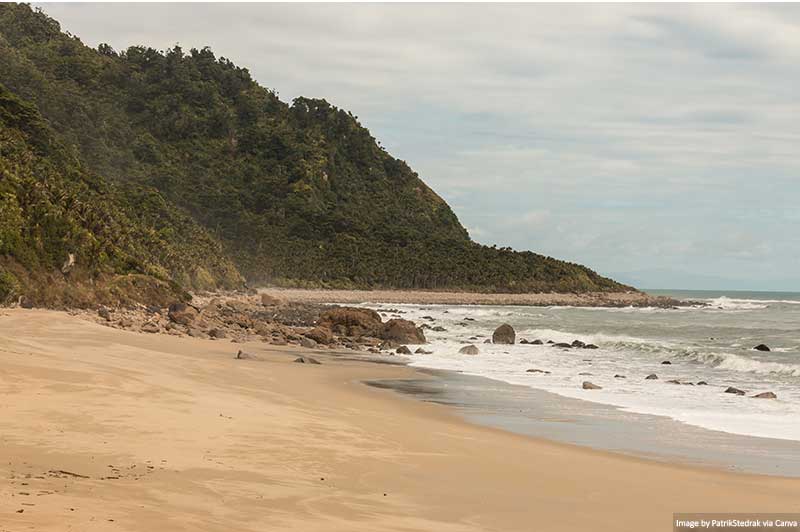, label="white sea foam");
[366,301,800,442]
